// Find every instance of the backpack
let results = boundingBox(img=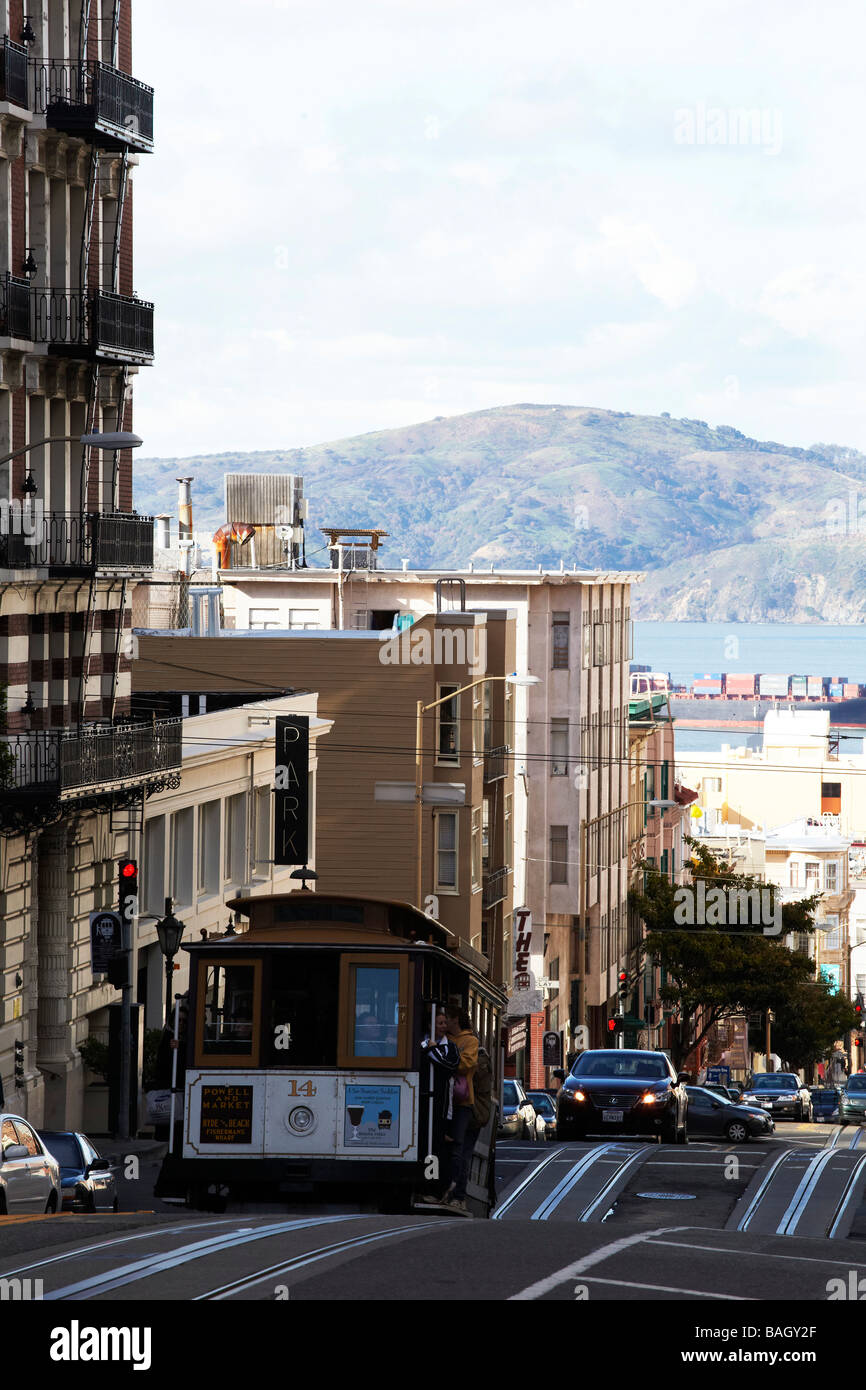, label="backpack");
[472,1045,493,1128]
